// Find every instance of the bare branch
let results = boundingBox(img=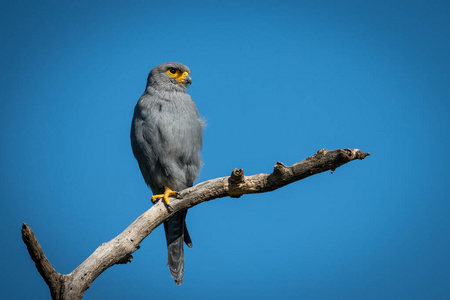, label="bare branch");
[21,223,66,299]
[22,148,369,299]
